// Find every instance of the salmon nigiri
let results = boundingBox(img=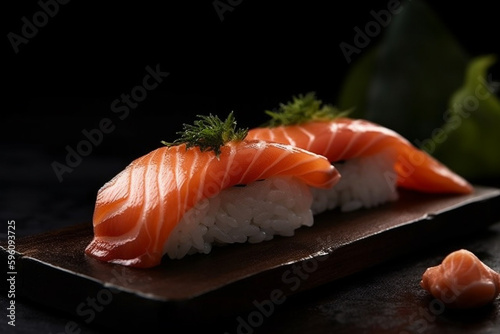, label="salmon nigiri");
[421,249,500,308]
[85,112,340,268]
[247,93,473,213]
